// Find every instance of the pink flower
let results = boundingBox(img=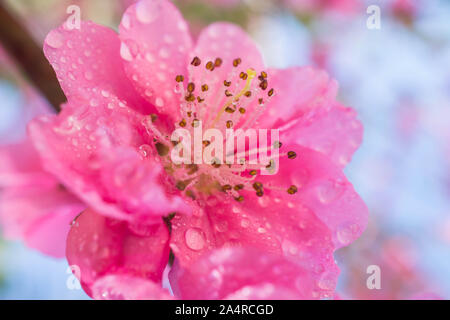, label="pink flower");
[0,91,85,258]
[28,0,368,299]
[0,138,85,257]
